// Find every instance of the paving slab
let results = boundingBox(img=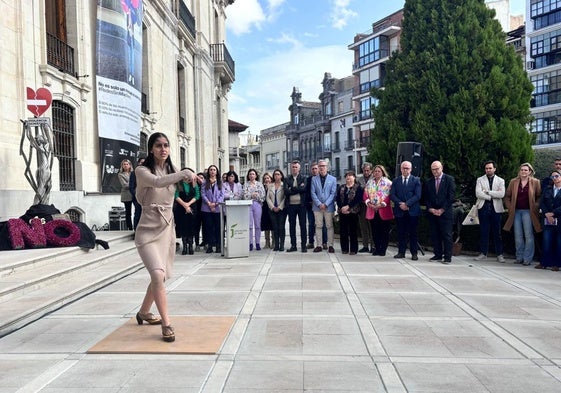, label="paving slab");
[2,242,561,392]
